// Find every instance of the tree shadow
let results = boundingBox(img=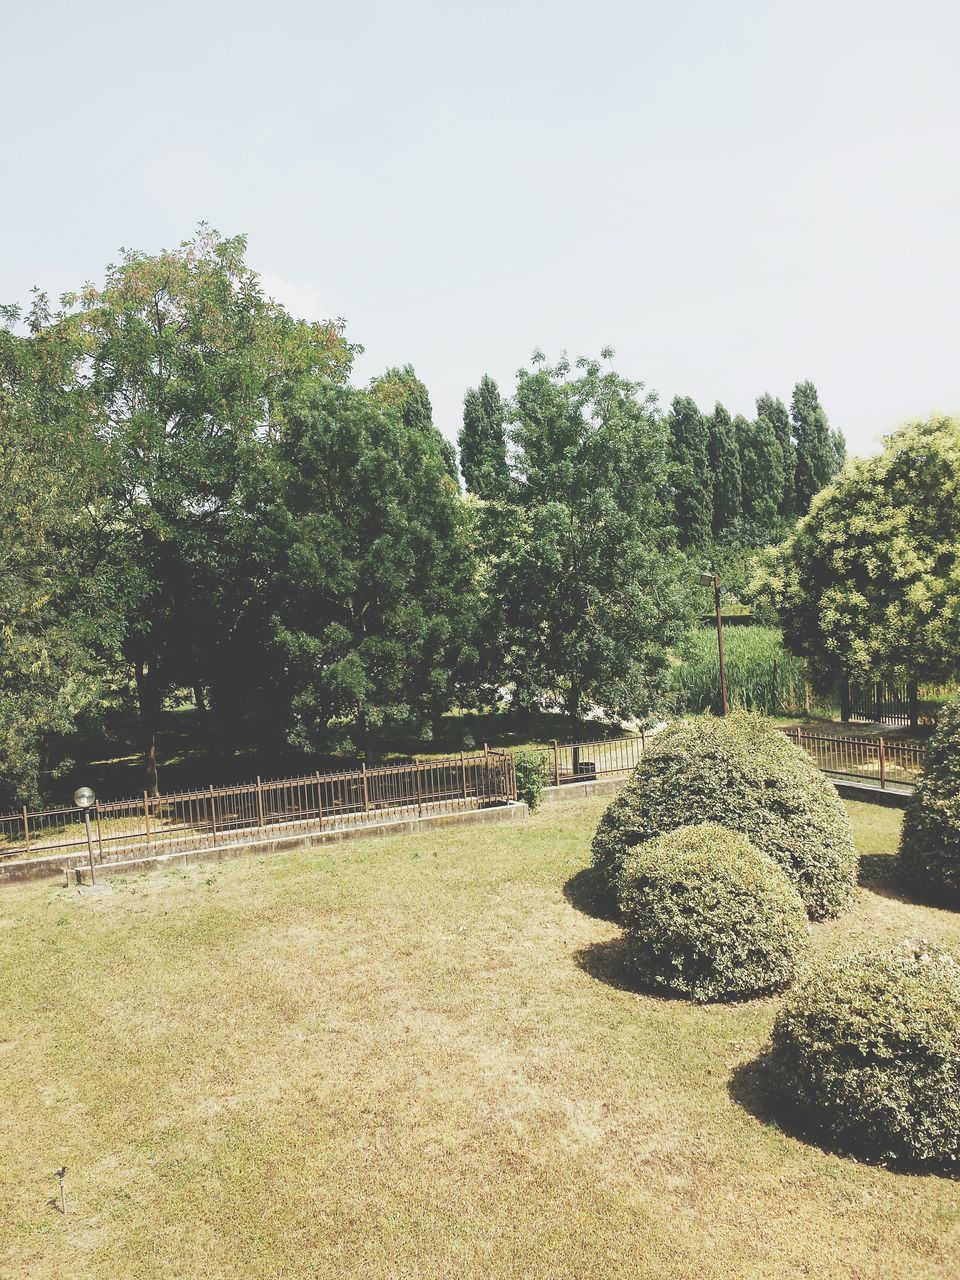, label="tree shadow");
[563,865,620,923]
[728,1051,959,1180]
